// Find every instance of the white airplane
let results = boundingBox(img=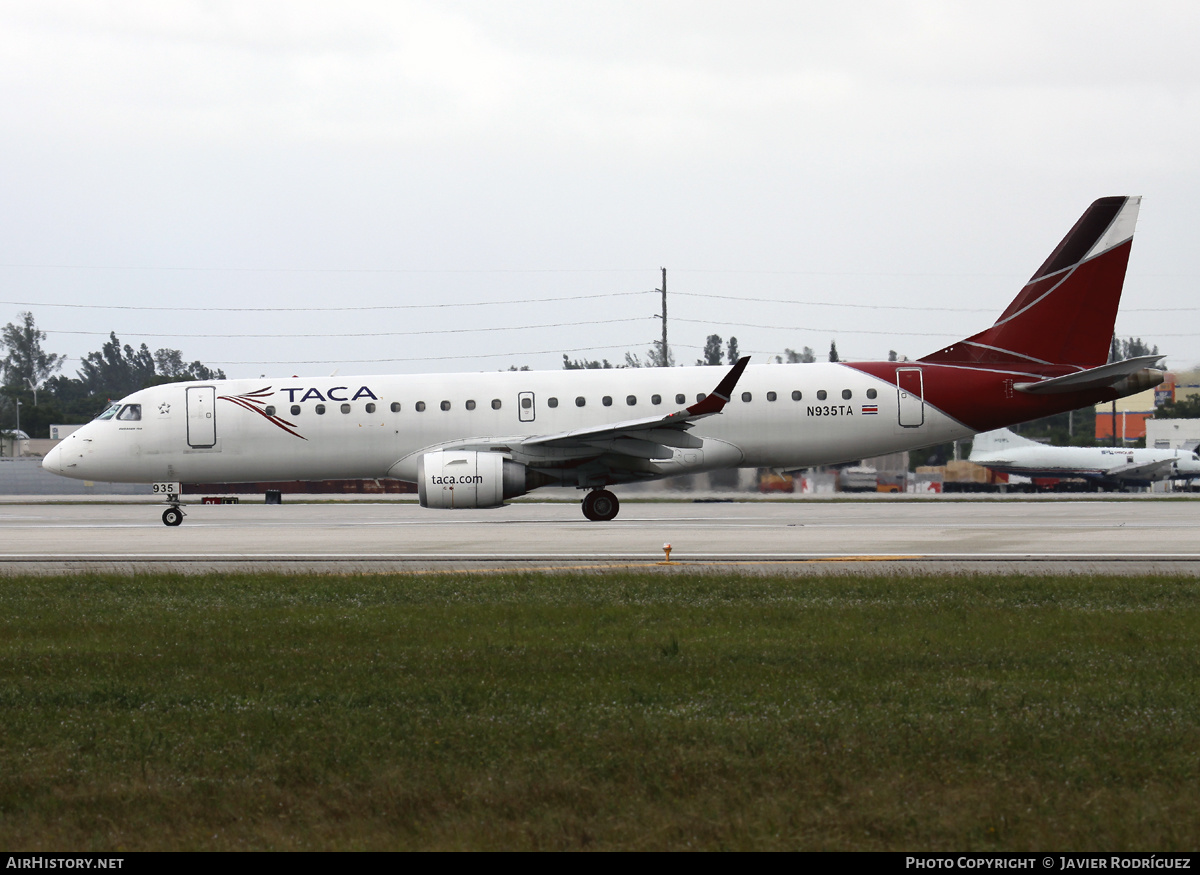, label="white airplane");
[44,196,1165,525]
[969,427,1200,489]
